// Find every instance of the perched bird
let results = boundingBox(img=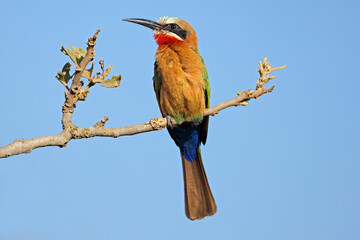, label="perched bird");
[123,17,216,220]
